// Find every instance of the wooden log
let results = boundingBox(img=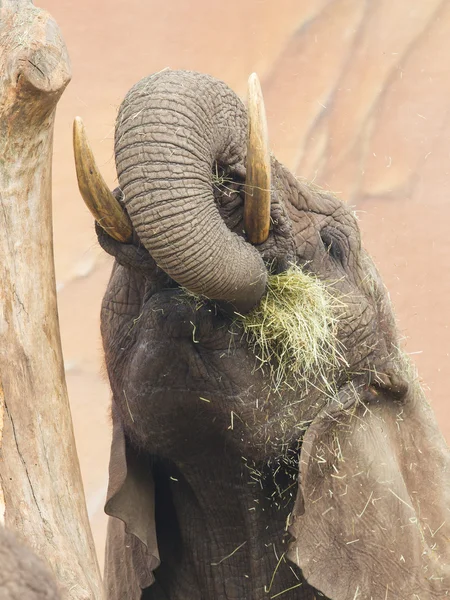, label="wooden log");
[0,379,4,526]
[0,1,103,598]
